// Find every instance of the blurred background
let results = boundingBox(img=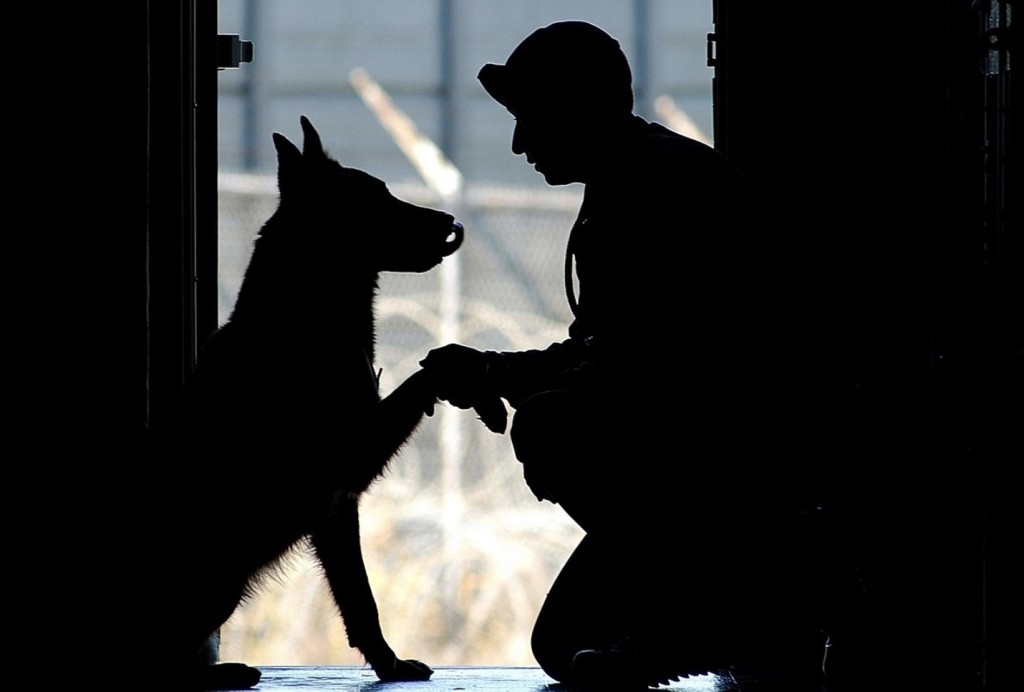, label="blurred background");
[214,0,715,668]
